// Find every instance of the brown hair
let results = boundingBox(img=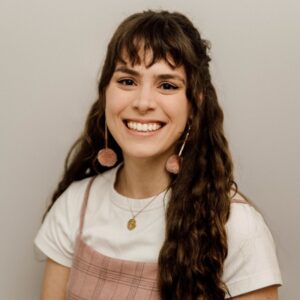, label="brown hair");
[44,10,236,299]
